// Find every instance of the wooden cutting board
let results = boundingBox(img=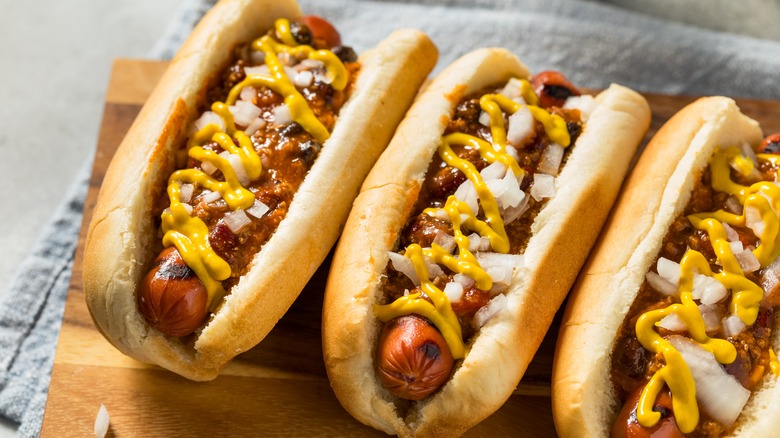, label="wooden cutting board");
[40,59,780,437]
